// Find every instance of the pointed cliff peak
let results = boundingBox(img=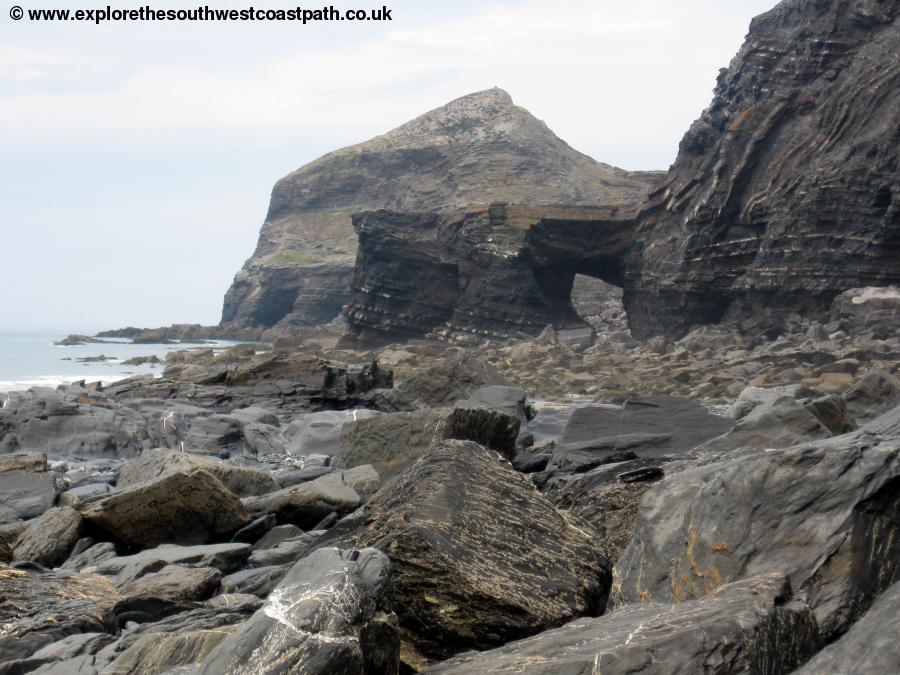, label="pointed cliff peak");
[373,87,549,149]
